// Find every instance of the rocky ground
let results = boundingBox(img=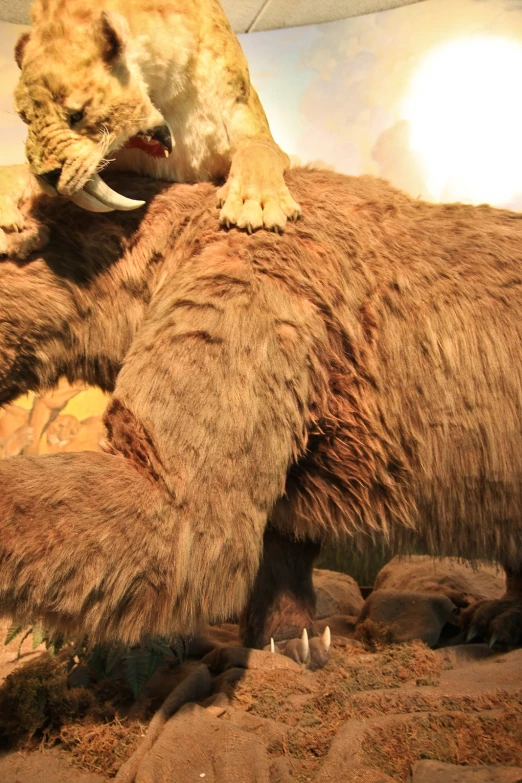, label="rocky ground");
[0,557,521,783]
